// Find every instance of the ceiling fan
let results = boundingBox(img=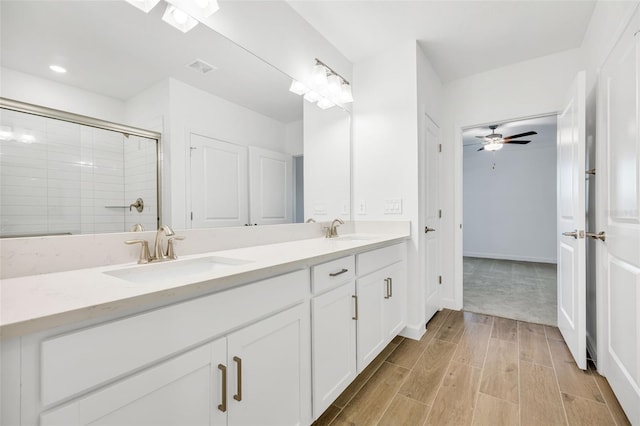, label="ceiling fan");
[475,125,537,151]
